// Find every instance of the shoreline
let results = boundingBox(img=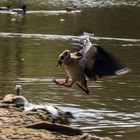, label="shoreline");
[0,103,112,140]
